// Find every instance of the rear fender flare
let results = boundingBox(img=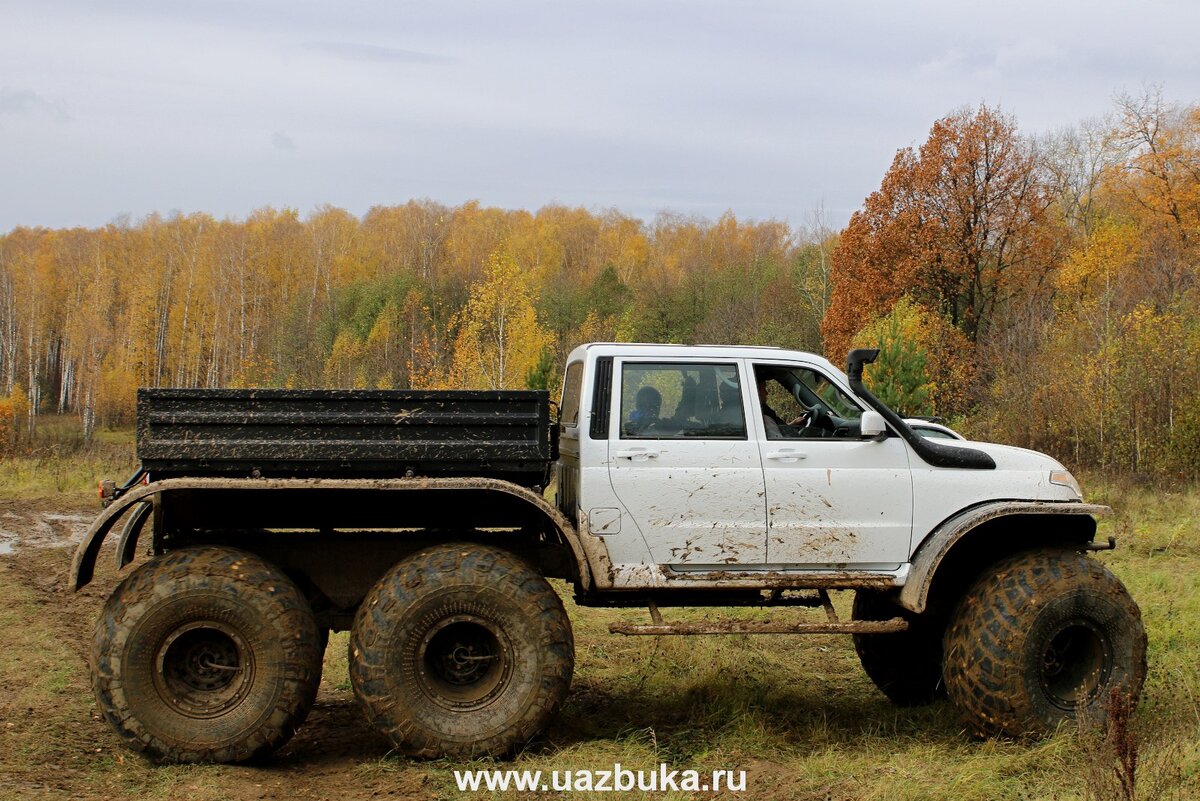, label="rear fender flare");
[71,480,167,591]
[70,477,592,592]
